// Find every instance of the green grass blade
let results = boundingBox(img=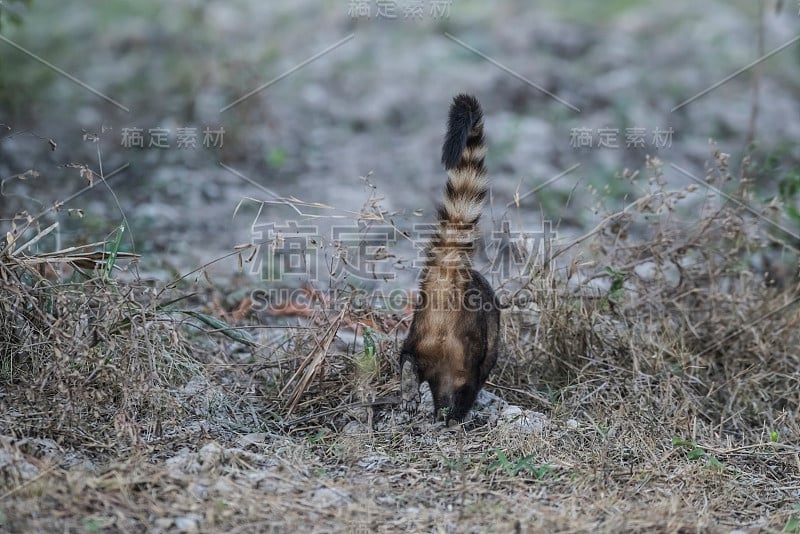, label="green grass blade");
[181,310,255,346]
